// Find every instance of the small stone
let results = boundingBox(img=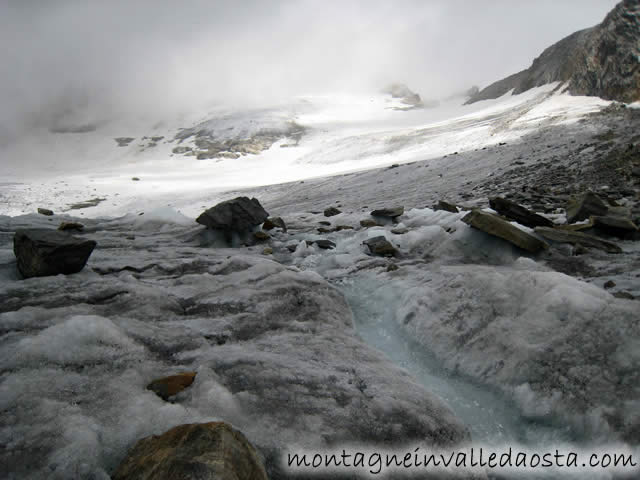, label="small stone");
[262,247,273,255]
[131,177,140,181]
[262,217,287,232]
[253,231,270,241]
[434,200,458,213]
[391,228,409,235]
[324,207,342,217]
[612,291,635,300]
[604,280,616,289]
[146,372,196,401]
[37,208,54,216]
[58,222,84,232]
[286,243,298,252]
[318,221,331,226]
[360,219,379,228]
[310,239,336,250]
[335,225,354,231]
[371,206,404,218]
[386,263,399,272]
